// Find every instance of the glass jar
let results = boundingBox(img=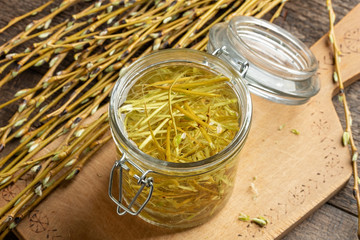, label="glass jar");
[108,16,319,228]
[108,49,252,228]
